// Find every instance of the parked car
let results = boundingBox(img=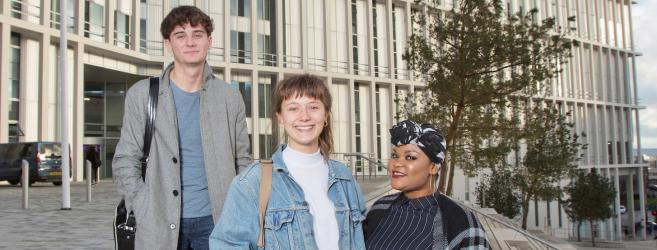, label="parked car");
[0,142,66,186]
